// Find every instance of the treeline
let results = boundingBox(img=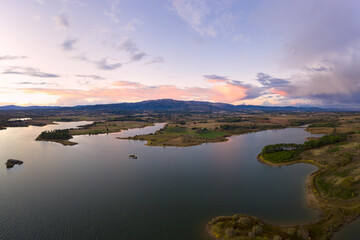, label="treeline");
[302,134,346,149]
[289,119,317,126]
[109,117,151,122]
[216,118,247,123]
[36,129,72,140]
[261,133,347,163]
[220,124,284,132]
[308,121,339,128]
[262,143,302,154]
